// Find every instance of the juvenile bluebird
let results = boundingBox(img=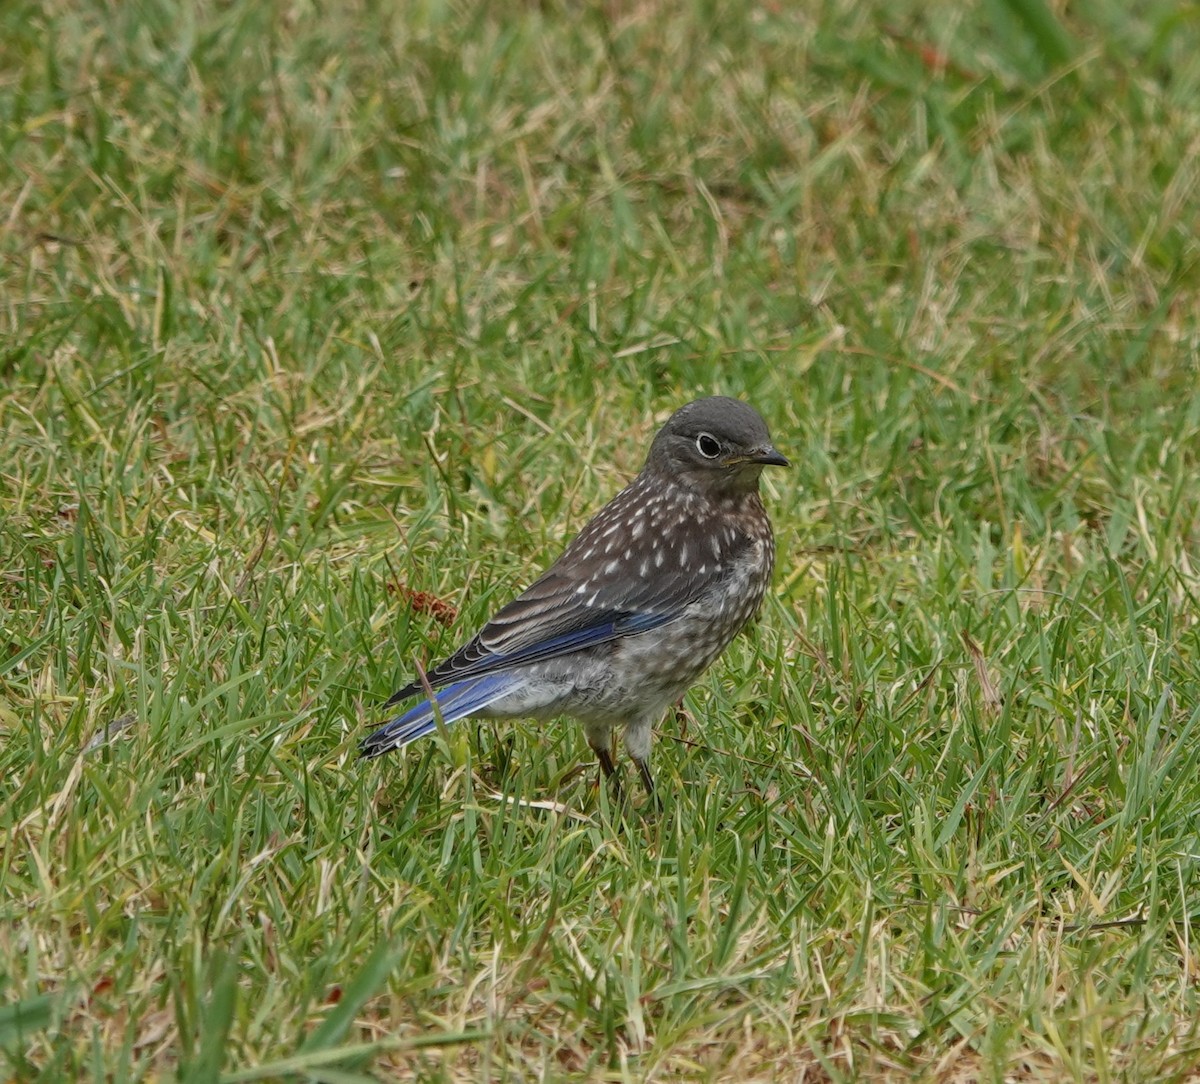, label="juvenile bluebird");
[360,396,788,800]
